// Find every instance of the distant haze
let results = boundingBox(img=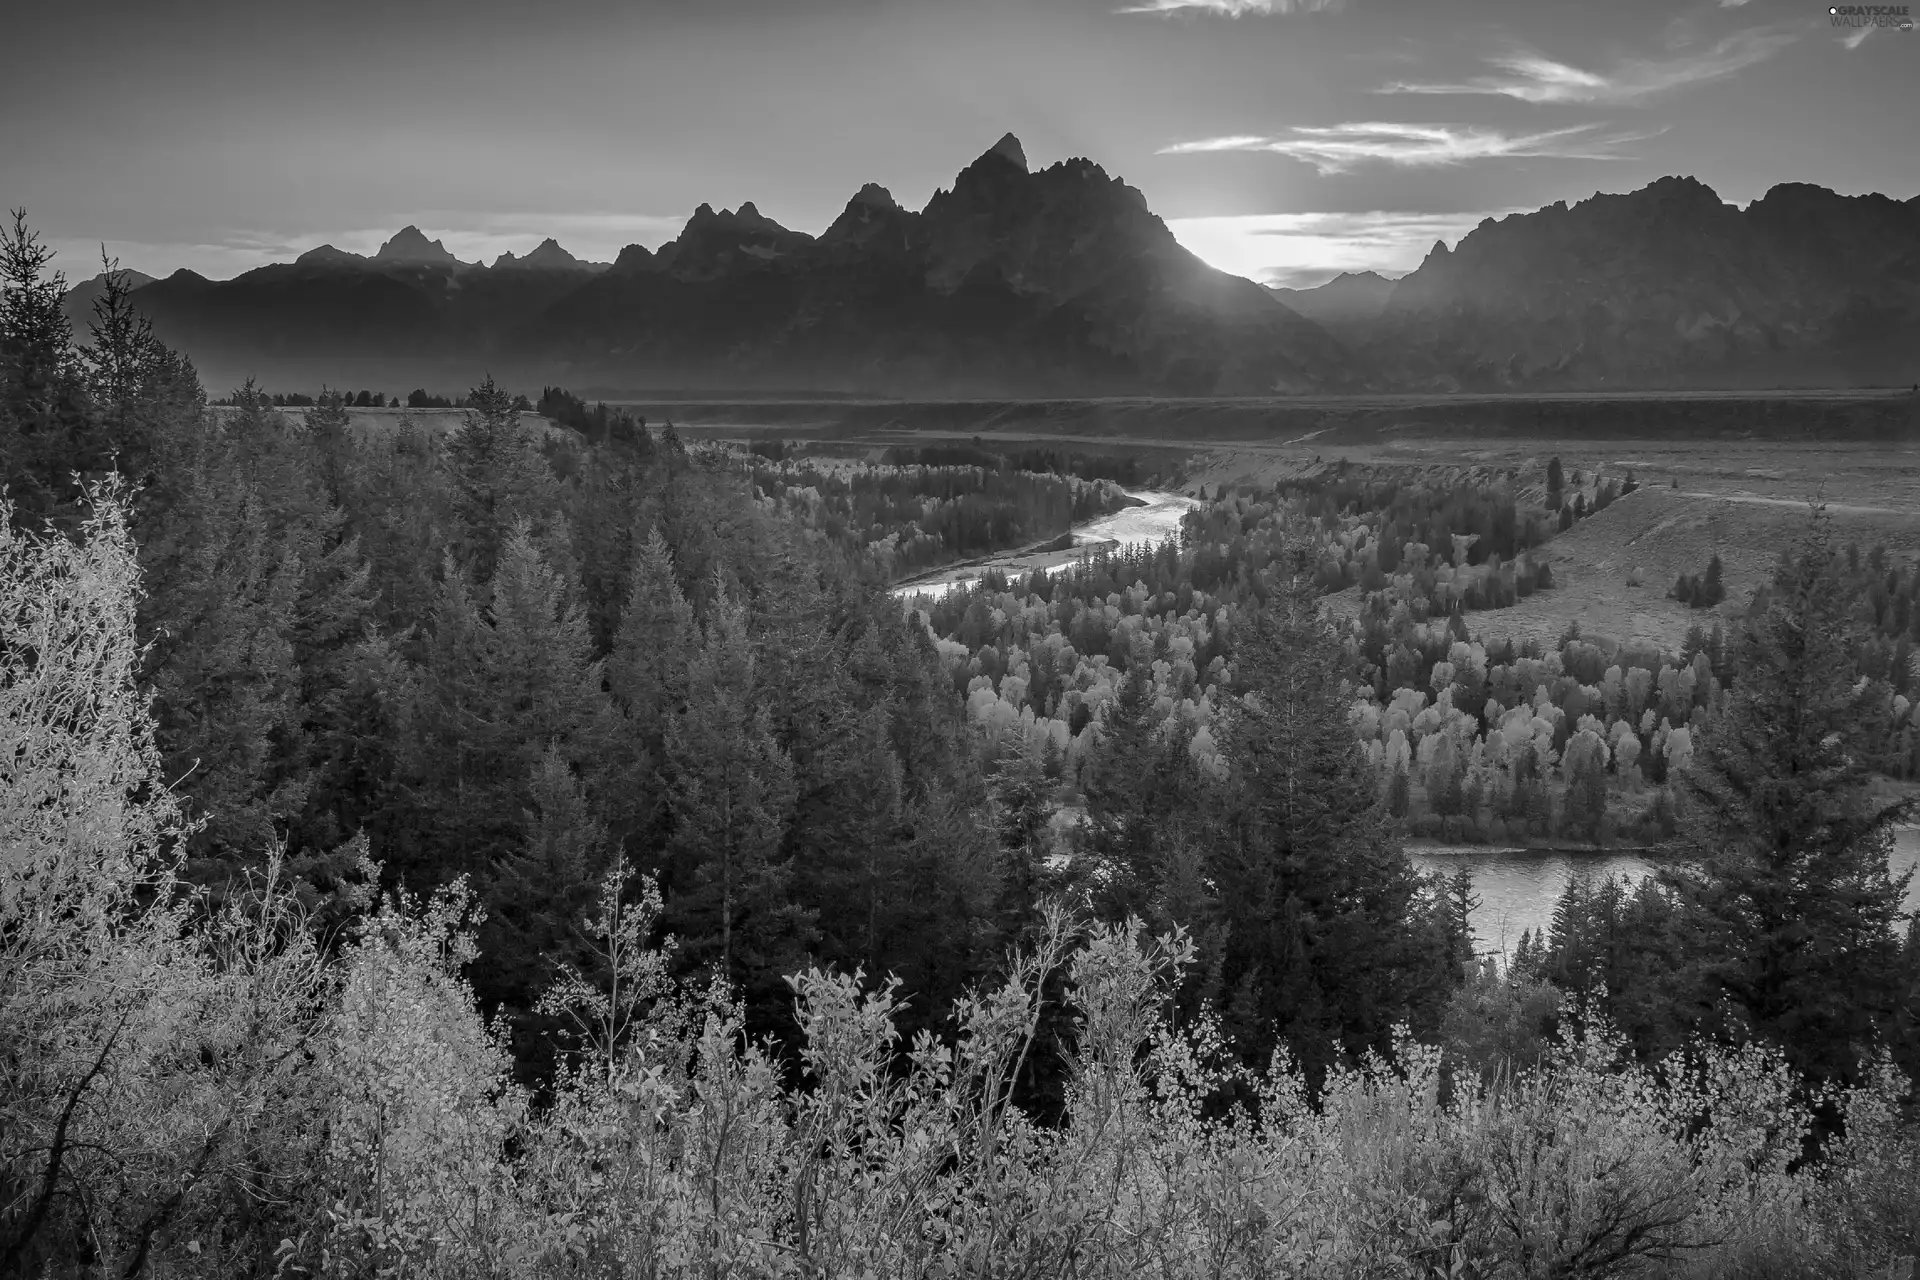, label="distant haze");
[6,0,1913,288]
